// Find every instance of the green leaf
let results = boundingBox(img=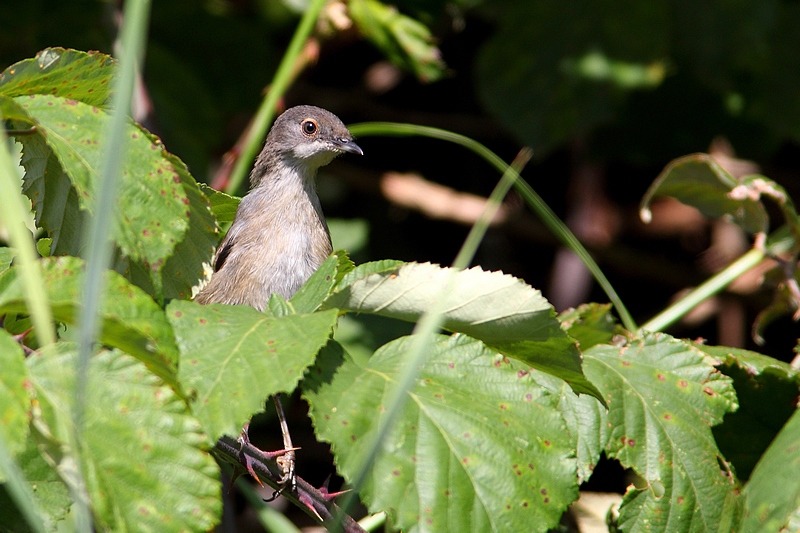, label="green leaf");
[0,437,71,531]
[142,146,218,300]
[28,345,220,532]
[559,303,618,350]
[0,256,179,386]
[475,0,669,152]
[304,335,578,532]
[583,333,738,533]
[742,407,800,532]
[349,0,446,82]
[0,329,31,470]
[640,153,769,234]
[200,183,239,224]
[699,343,800,481]
[19,131,85,256]
[167,299,338,442]
[290,252,353,314]
[13,94,190,272]
[0,248,15,274]
[322,261,599,398]
[0,48,115,107]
